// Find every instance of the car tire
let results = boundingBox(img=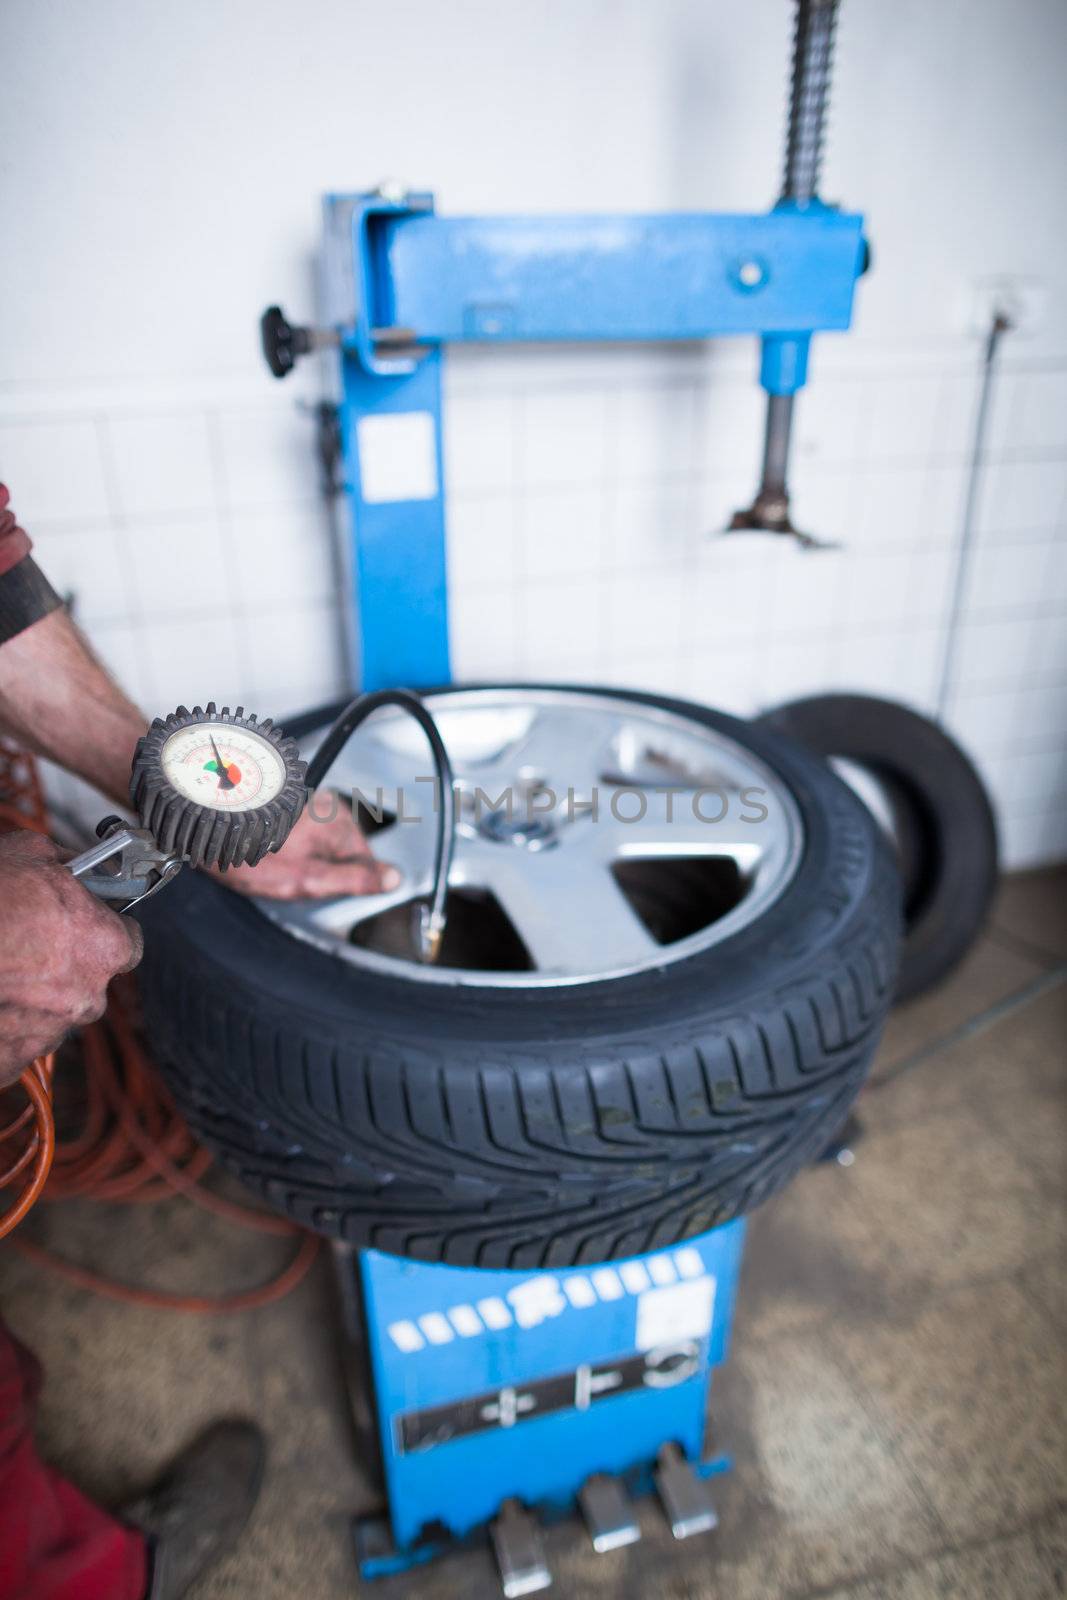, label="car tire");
[136,686,902,1267]
[758,693,998,1002]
